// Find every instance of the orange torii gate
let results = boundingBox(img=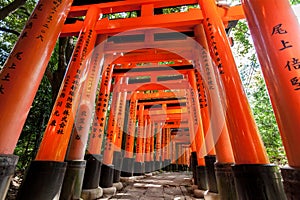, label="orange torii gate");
[0,0,299,199]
